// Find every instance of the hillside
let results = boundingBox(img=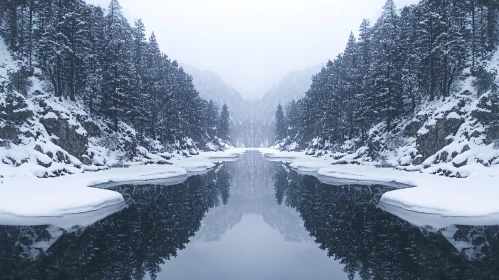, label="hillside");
[0,1,230,178]
[255,65,322,122]
[183,65,251,122]
[273,0,499,178]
